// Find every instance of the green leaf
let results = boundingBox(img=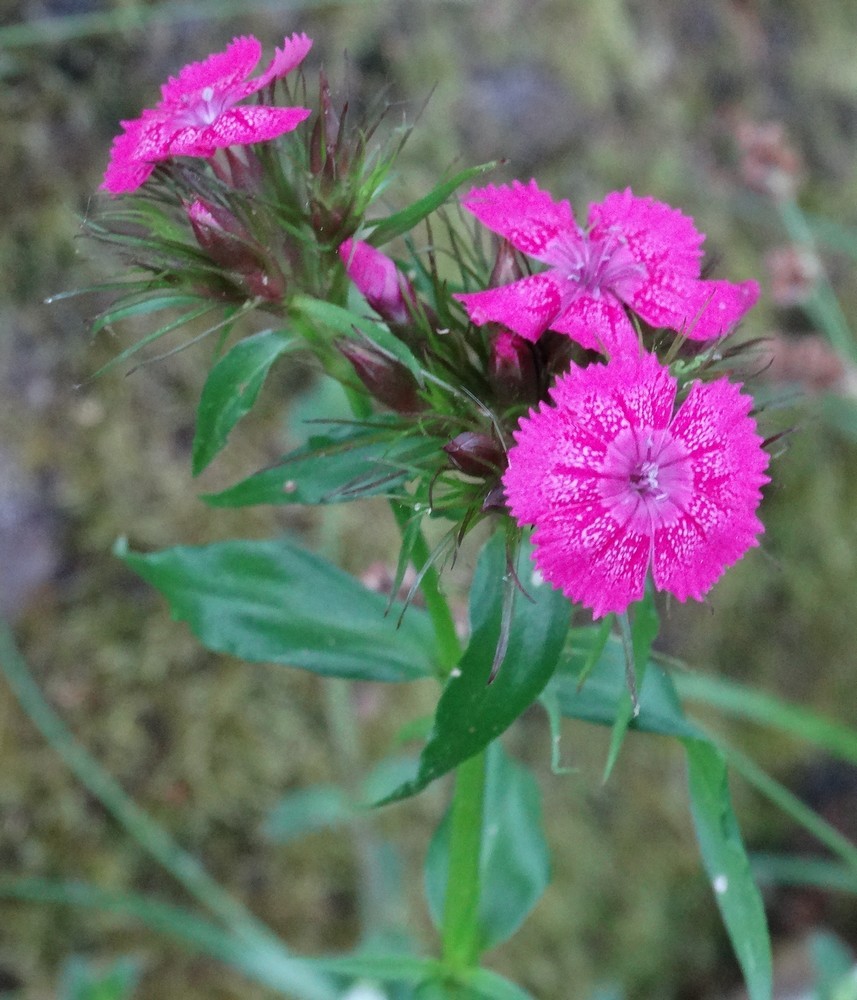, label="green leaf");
[59,956,140,1000]
[310,953,441,983]
[90,293,206,337]
[262,786,352,843]
[720,742,857,878]
[0,878,338,1000]
[378,532,569,803]
[674,669,857,766]
[425,743,549,950]
[683,739,773,1000]
[89,301,217,378]
[820,393,857,444]
[115,537,437,682]
[292,294,426,384]
[809,931,856,1000]
[548,629,703,740]
[461,967,536,1000]
[360,755,421,804]
[192,330,297,475]
[751,853,857,894]
[365,162,498,247]
[202,423,441,508]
